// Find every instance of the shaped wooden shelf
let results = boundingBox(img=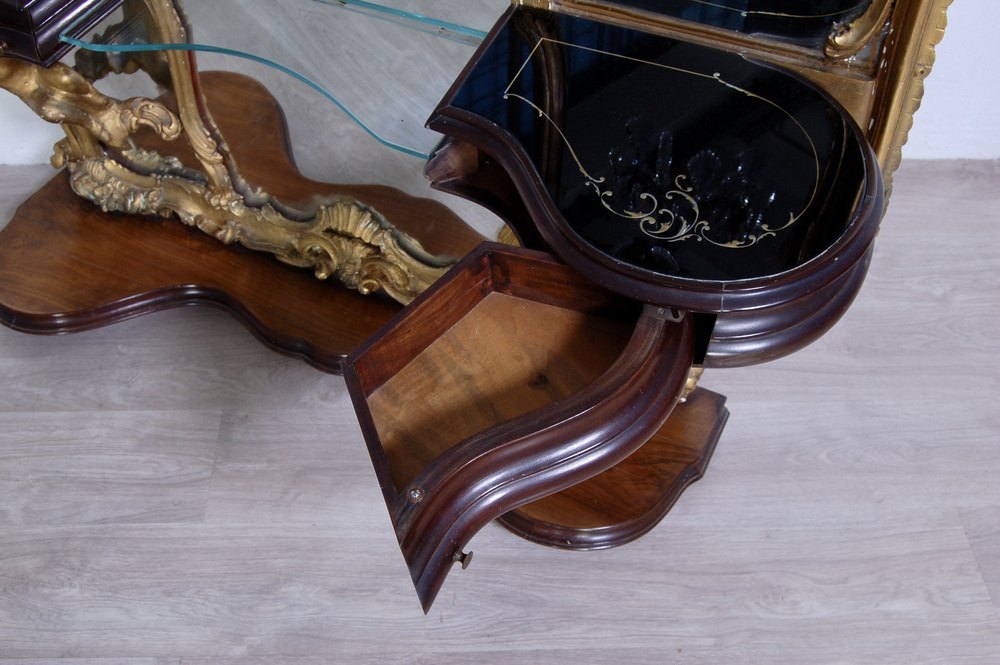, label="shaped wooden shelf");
[0,71,485,371]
